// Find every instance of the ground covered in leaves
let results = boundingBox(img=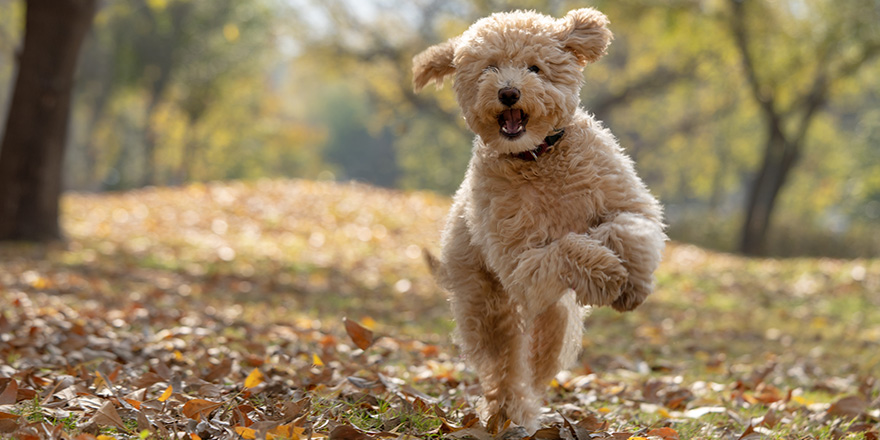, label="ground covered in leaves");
[0,179,878,440]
